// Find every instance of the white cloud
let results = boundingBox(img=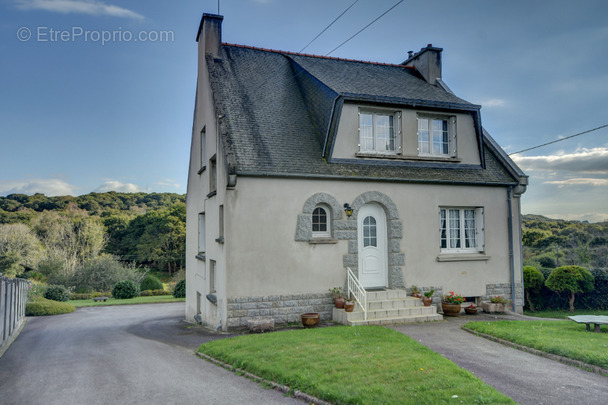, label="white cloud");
[0,179,78,196]
[511,147,608,174]
[544,178,608,188]
[15,0,144,20]
[480,98,507,108]
[153,178,180,189]
[94,180,142,193]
